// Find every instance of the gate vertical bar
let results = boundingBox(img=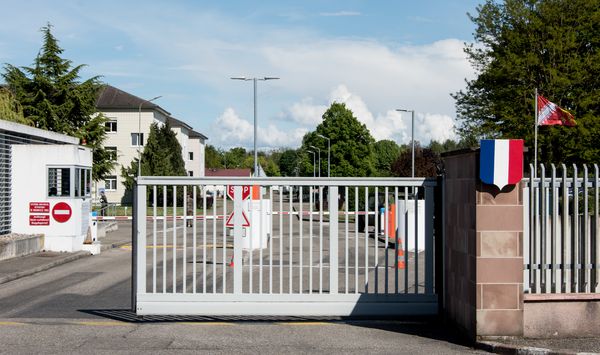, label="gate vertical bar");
[172,186,177,293]
[573,165,579,292]
[562,165,569,293]
[183,186,187,293]
[540,165,547,292]
[233,186,243,294]
[329,186,339,294]
[583,165,590,292]
[551,165,558,293]
[595,164,600,293]
[152,185,157,293]
[136,183,147,301]
[425,185,434,294]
